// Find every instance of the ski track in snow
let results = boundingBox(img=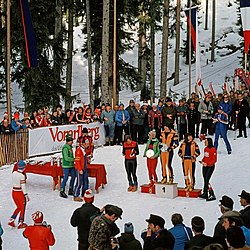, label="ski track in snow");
[0,129,249,249]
